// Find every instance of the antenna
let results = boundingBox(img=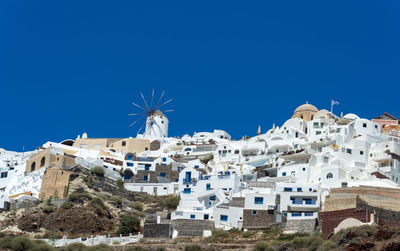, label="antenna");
[129,90,173,136]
